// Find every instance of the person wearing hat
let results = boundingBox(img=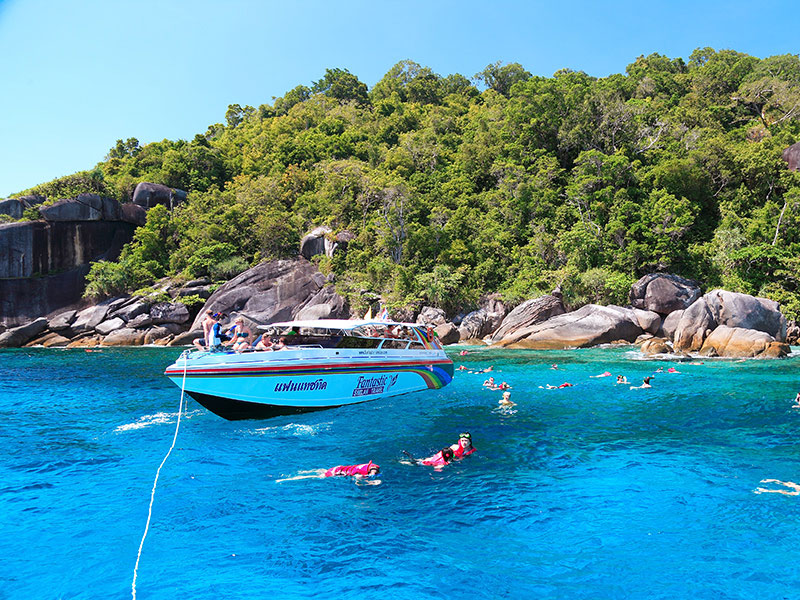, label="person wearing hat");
[208,312,229,351]
[450,432,476,458]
